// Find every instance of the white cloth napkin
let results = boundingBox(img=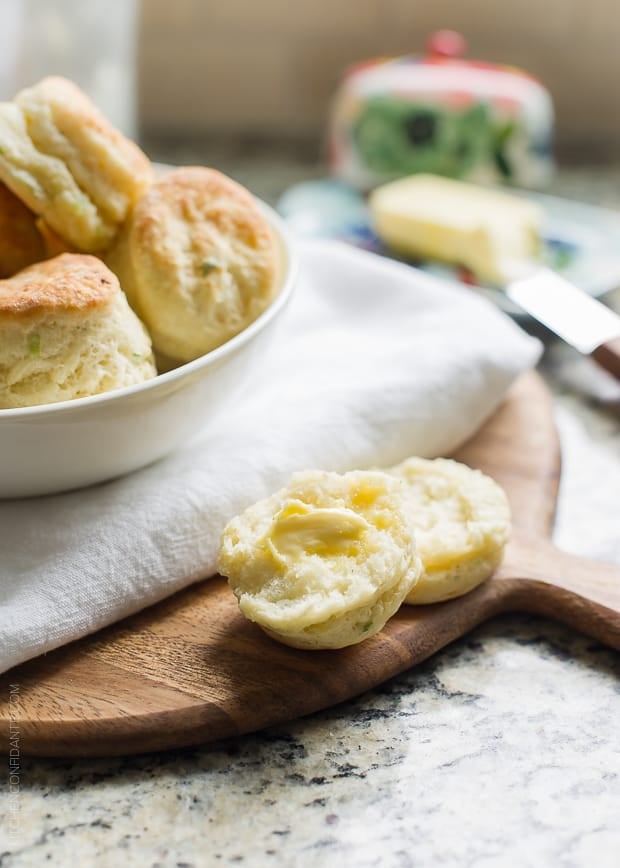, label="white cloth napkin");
[0,240,541,673]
